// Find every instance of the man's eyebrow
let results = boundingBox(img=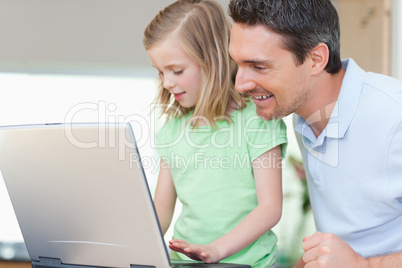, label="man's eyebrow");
[229,54,274,66]
[243,59,273,65]
[230,54,273,65]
